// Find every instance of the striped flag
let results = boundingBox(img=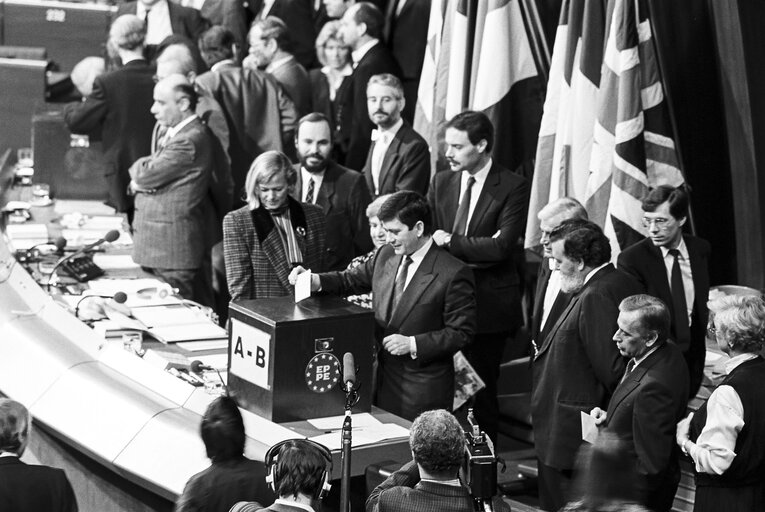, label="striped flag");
[414,0,543,175]
[524,0,606,251]
[585,0,684,255]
